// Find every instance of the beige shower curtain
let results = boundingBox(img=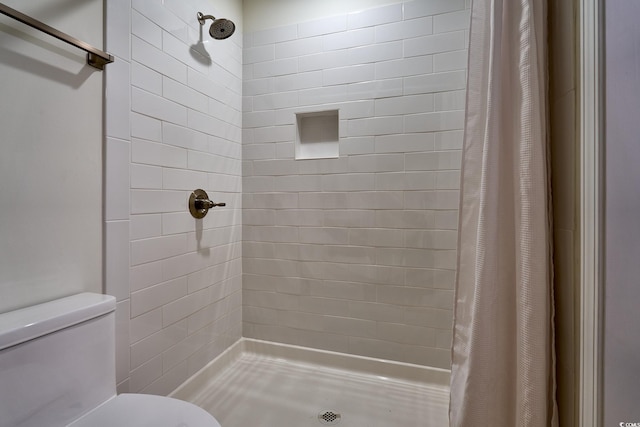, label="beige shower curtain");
[449,0,558,426]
